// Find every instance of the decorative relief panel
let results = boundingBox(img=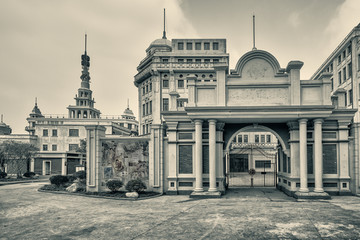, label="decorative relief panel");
[227,87,289,106]
[242,59,274,79]
[301,87,321,105]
